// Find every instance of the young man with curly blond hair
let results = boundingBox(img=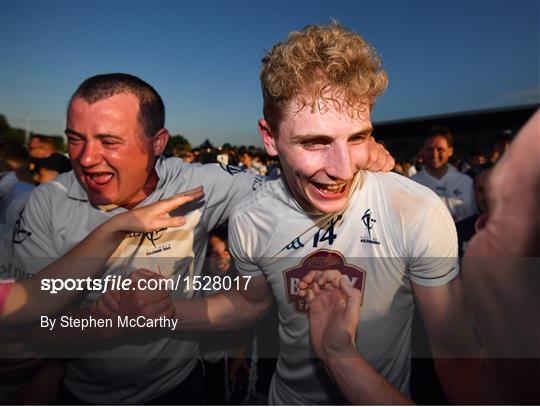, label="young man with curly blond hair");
[107,23,479,404]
